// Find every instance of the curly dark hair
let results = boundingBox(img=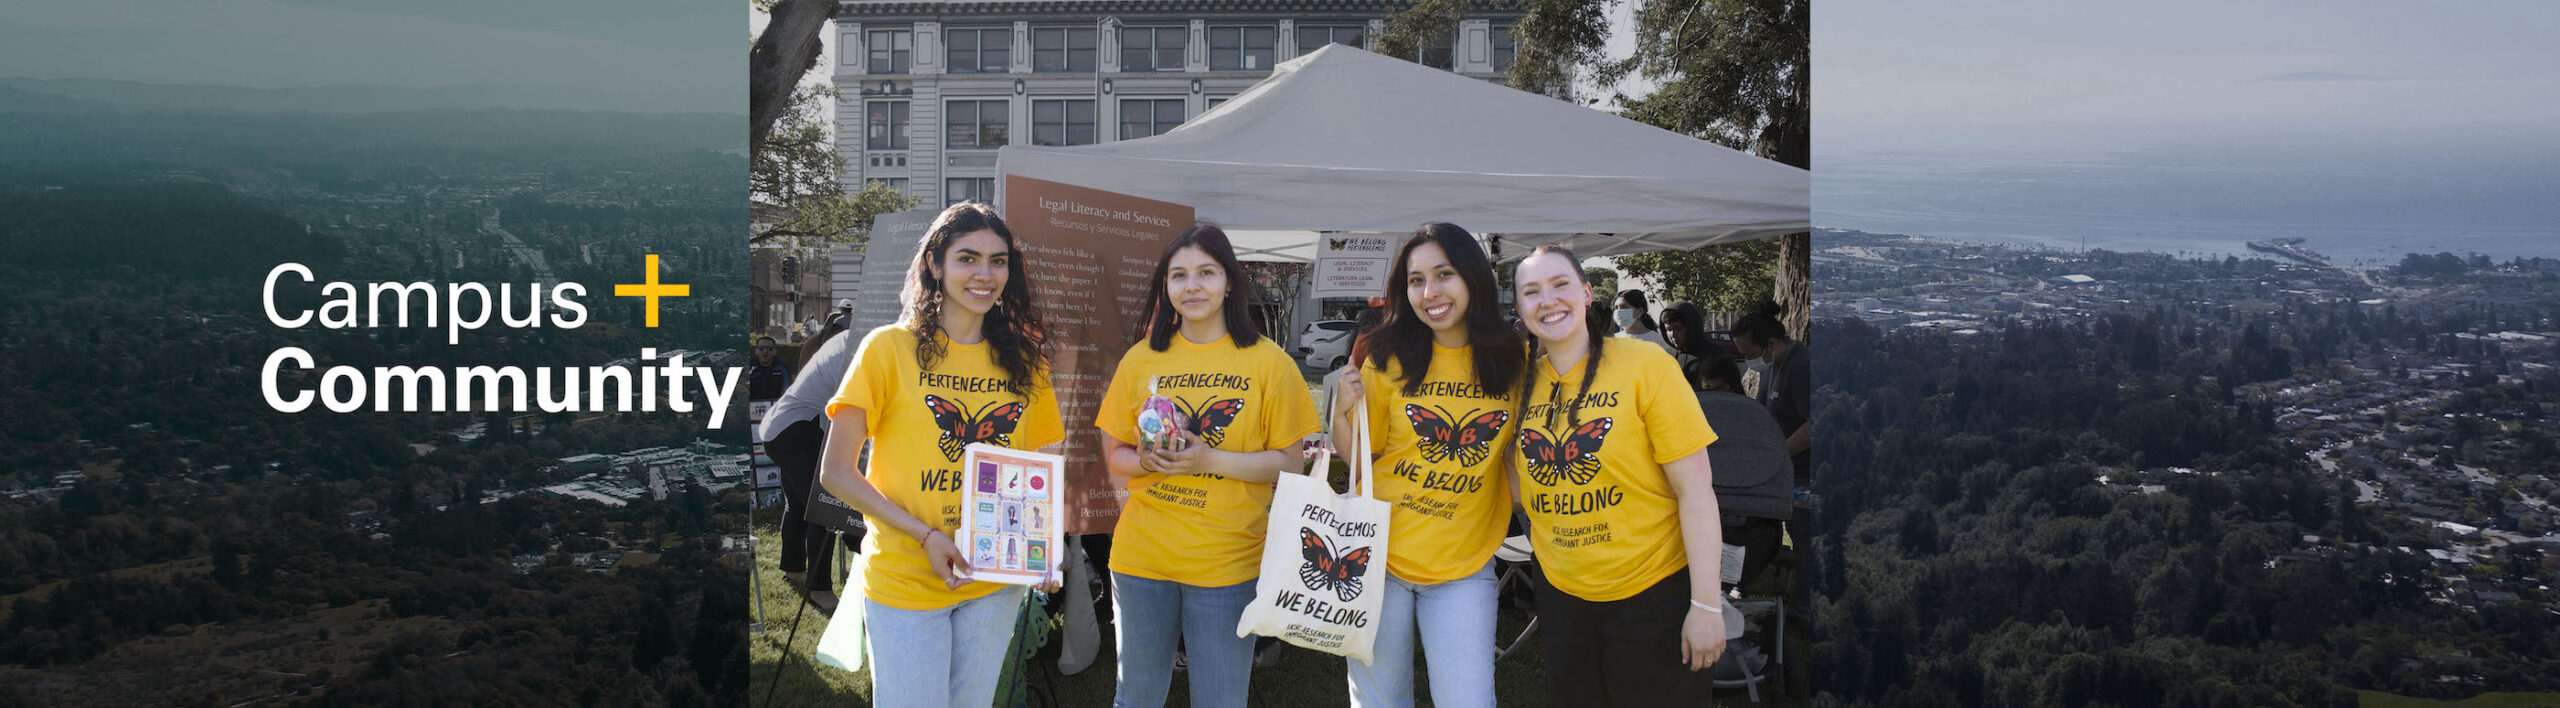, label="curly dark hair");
[897,202,1051,396]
